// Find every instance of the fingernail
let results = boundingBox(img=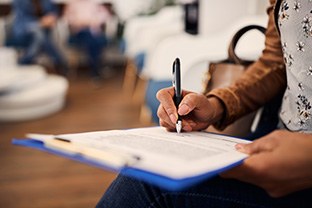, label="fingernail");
[178,104,189,115]
[170,114,177,123]
[235,144,245,152]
